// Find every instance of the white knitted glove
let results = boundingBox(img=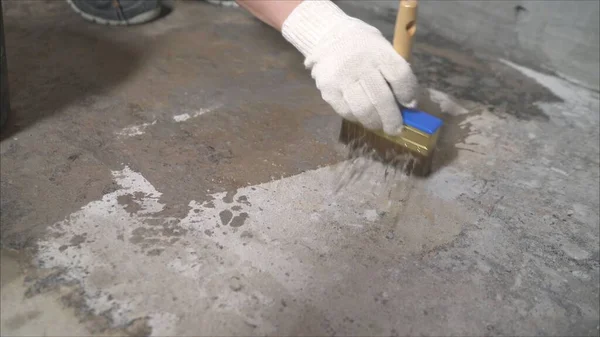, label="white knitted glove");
[282,1,419,136]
